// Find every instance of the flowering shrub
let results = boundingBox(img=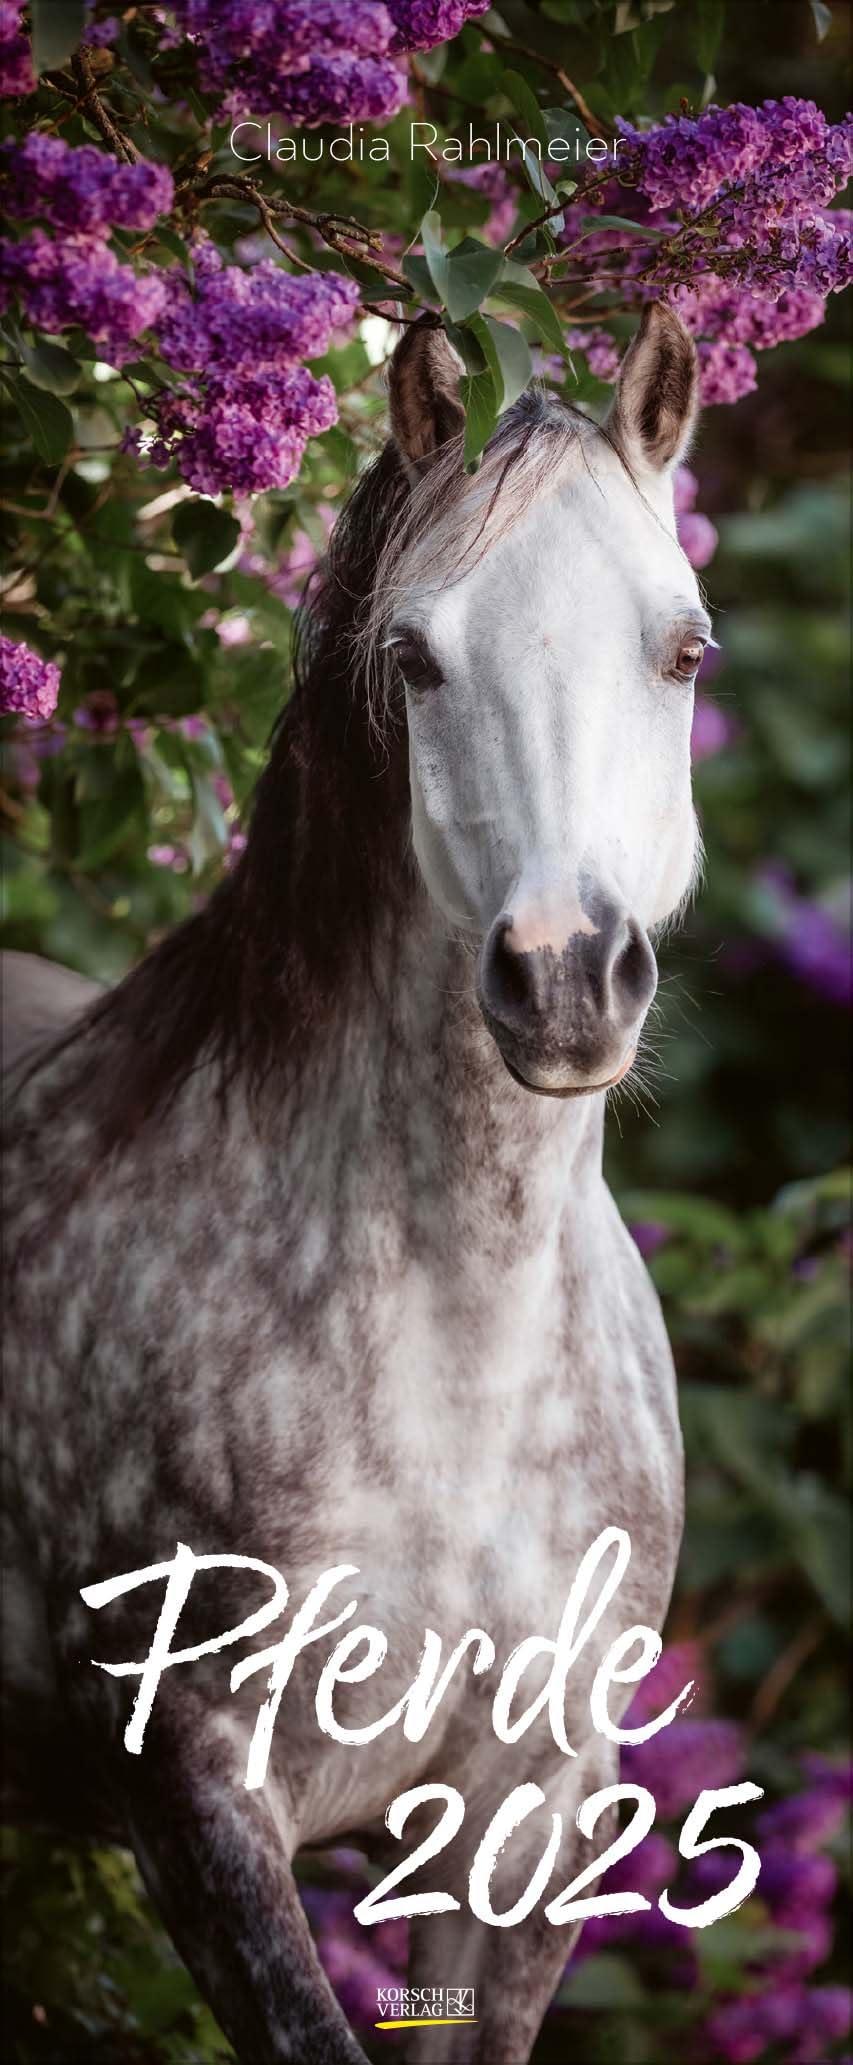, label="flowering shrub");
[183,1,492,125]
[0,632,59,720]
[0,4,849,2061]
